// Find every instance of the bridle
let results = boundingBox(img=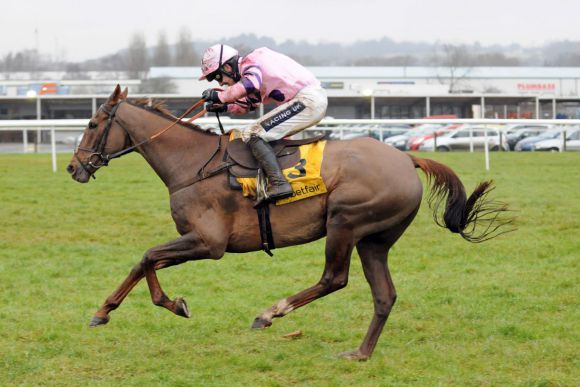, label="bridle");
[74,102,124,178]
[74,99,207,179]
